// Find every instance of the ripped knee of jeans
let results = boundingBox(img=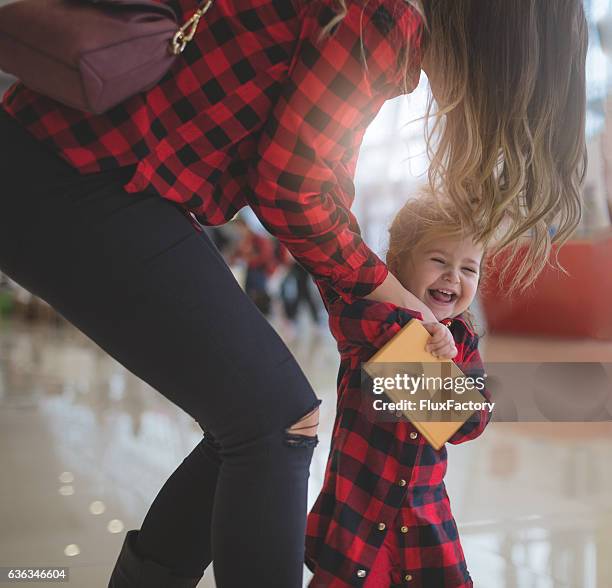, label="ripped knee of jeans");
[198,429,223,465]
[202,429,222,451]
[284,399,322,449]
